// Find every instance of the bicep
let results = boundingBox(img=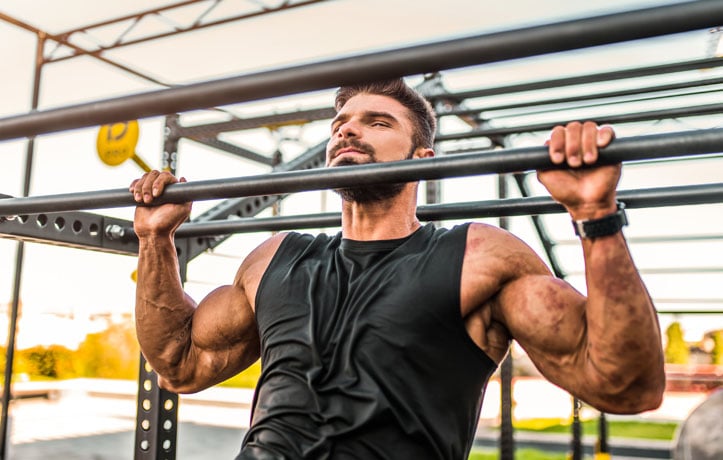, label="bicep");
[178,283,260,390]
[495,274,588,384]
[181,234,287,389]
